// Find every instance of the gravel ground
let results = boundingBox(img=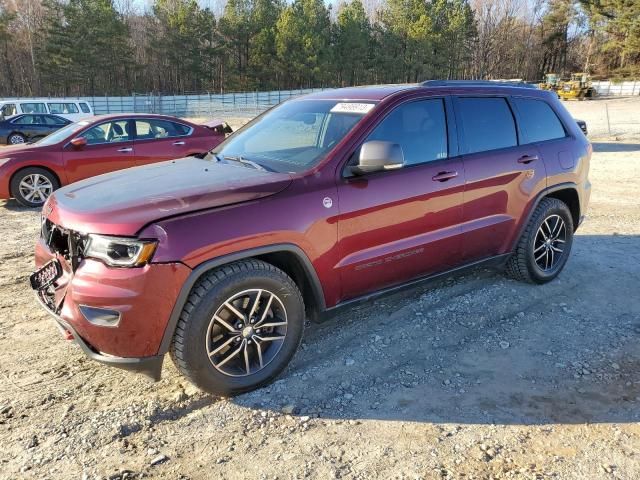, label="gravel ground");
[562,96,640,139]
[1,107,639,479]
